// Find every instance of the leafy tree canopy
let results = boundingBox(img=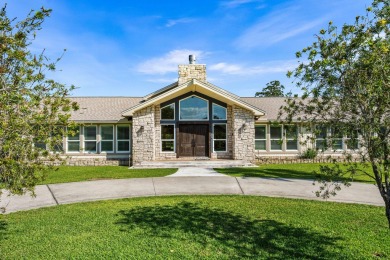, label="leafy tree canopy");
[255,80,285,97]
[0,5,78,200]
[280,0,390,228]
